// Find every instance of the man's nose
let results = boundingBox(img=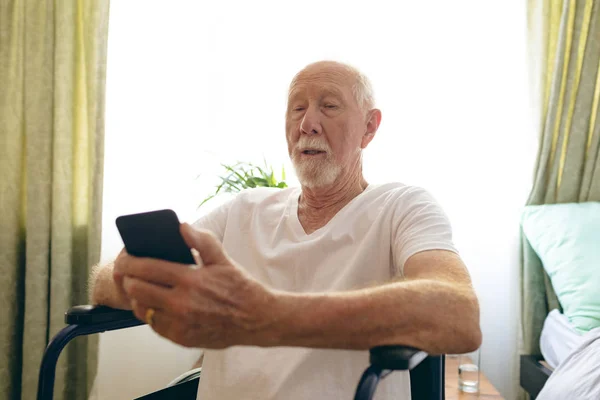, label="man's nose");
[300,107,322,135]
